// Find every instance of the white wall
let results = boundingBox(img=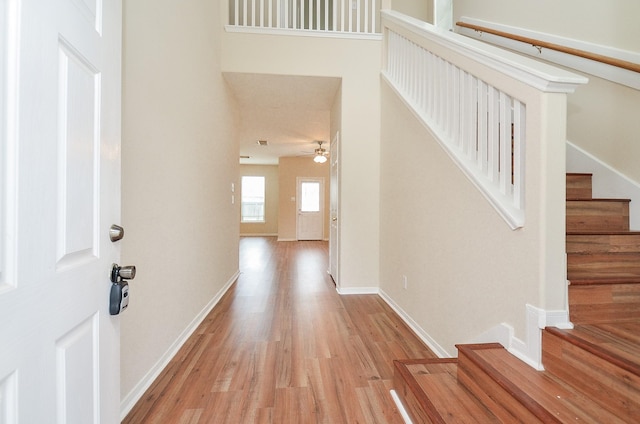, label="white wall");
[453,0,640,185]
[120,0,240,414]
[221,30,381,290]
